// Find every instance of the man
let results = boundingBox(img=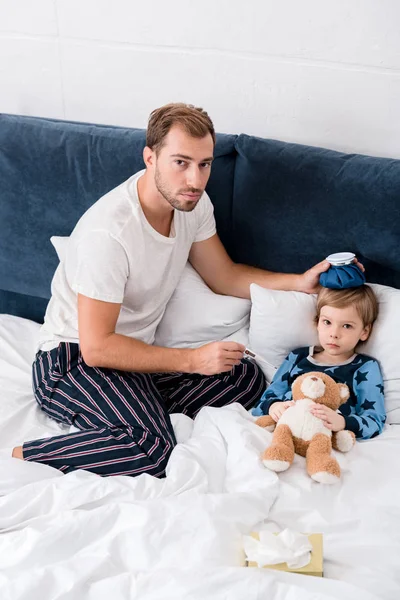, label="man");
[13,103,332,477]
